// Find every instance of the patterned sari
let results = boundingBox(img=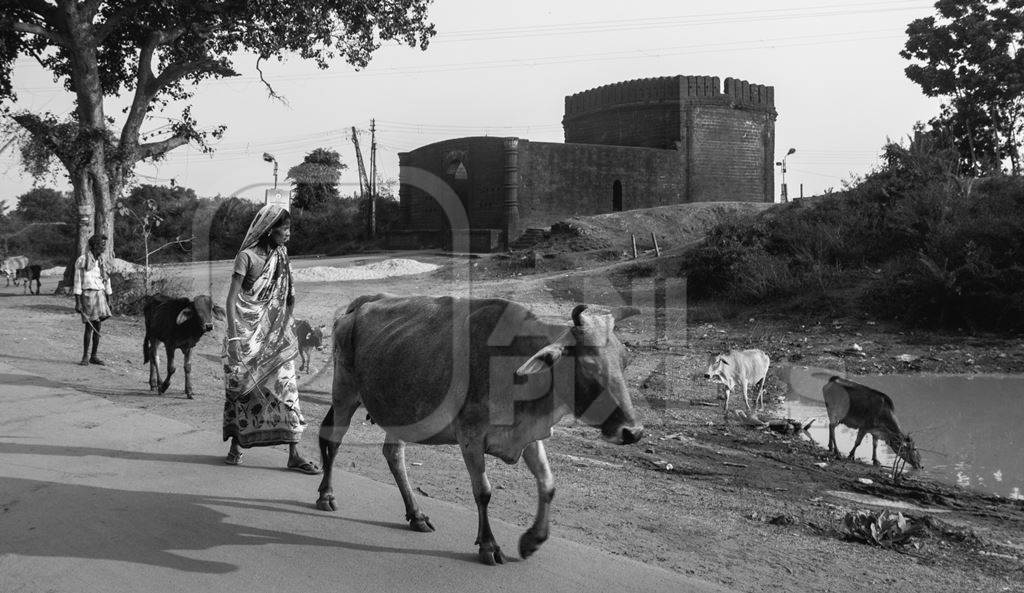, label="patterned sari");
[222,205,306,448]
